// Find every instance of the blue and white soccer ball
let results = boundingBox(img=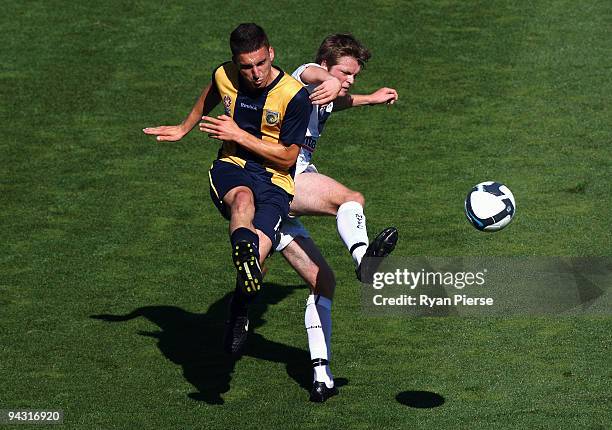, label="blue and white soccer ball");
[465,181,516,231]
